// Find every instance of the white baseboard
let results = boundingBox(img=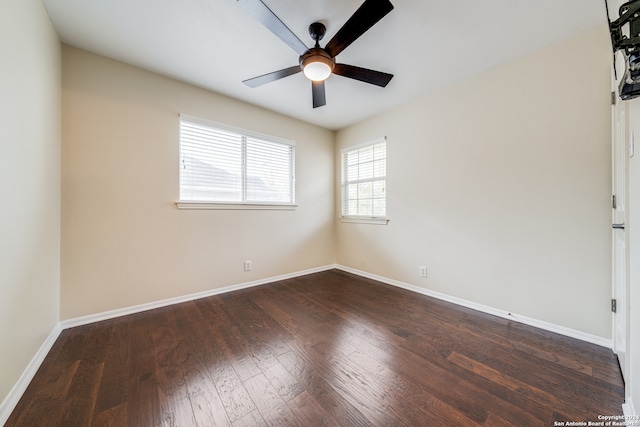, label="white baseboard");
[336,265,612,349]
[61,262,613,345]
[60,264,337,329]
[0,323,63,426]
[623,399,637,424]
